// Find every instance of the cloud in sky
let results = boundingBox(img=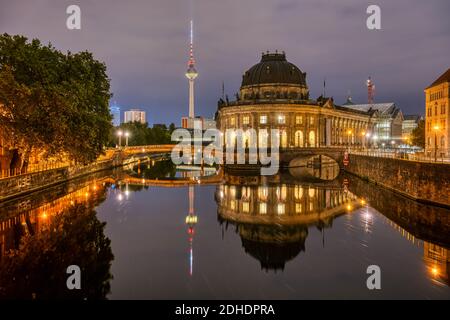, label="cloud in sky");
[1,0,449,124]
